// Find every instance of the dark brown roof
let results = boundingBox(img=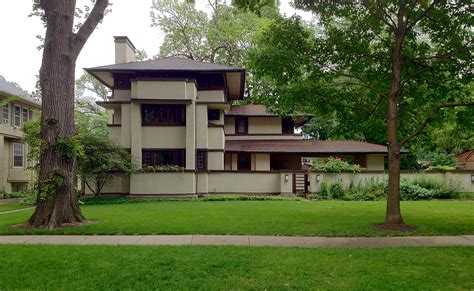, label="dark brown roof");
[225,140,389,154]
[226,105,274,116]
[456,150,474,164]
[85,57,245,72]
